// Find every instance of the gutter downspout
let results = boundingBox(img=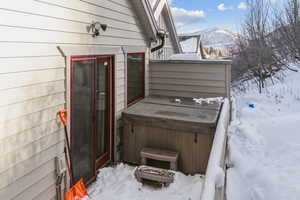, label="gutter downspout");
[151,31,167,53]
